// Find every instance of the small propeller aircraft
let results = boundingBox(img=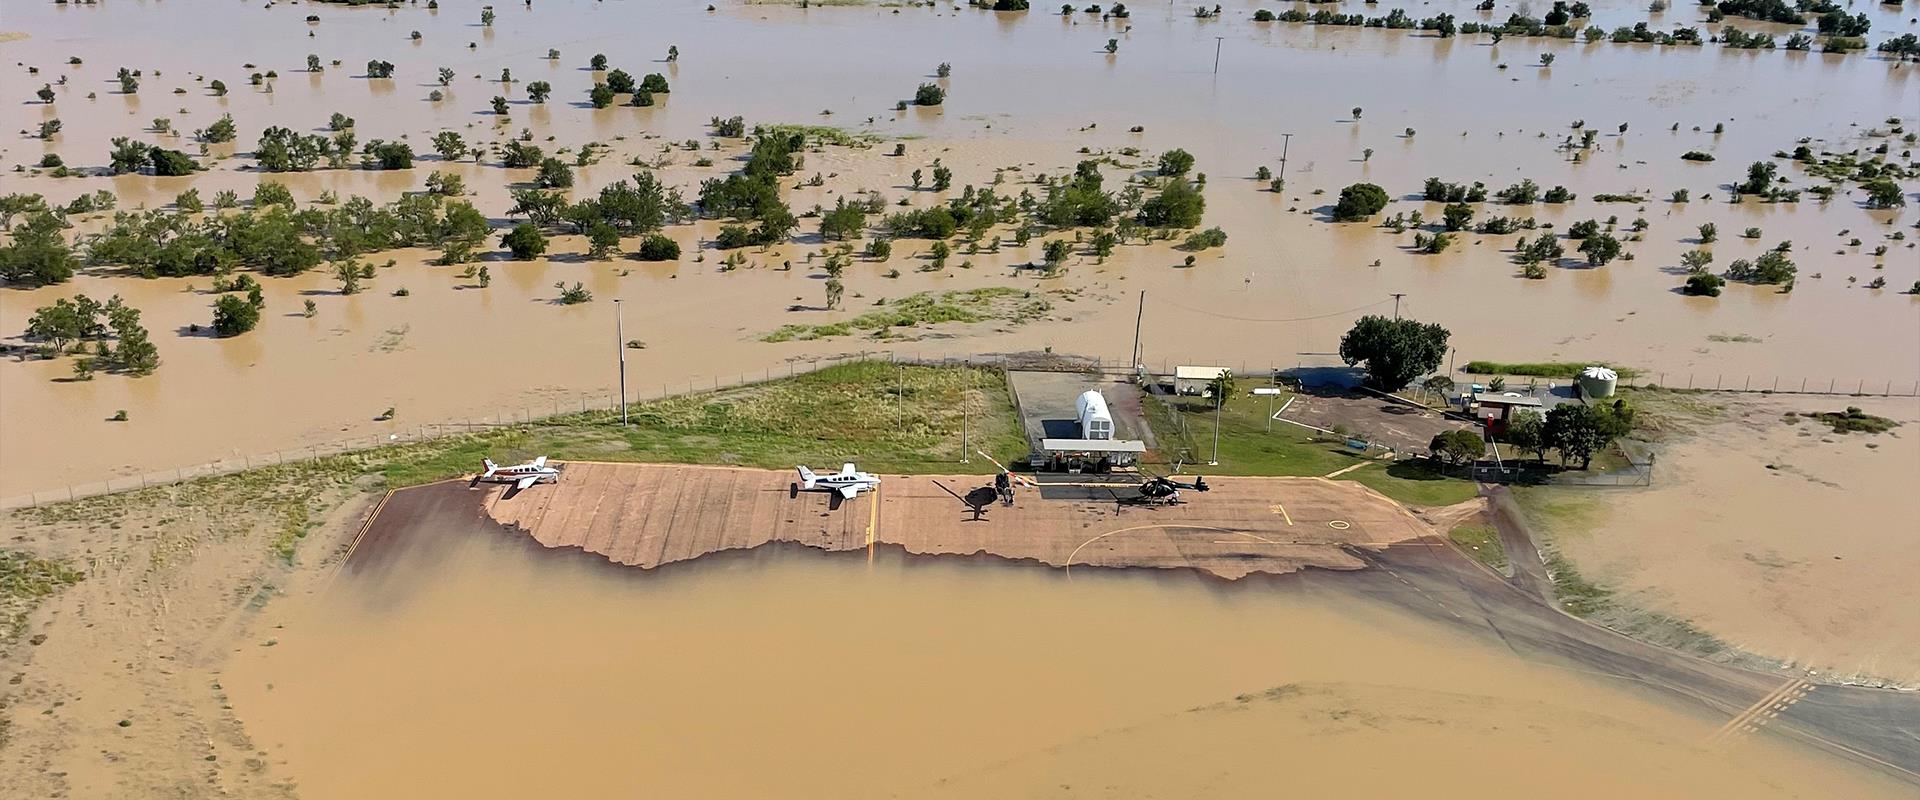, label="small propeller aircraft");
[475,456,561,493]
[796,463,881,500]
